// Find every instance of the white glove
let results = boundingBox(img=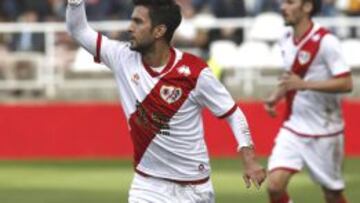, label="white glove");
[68,0,83,6]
